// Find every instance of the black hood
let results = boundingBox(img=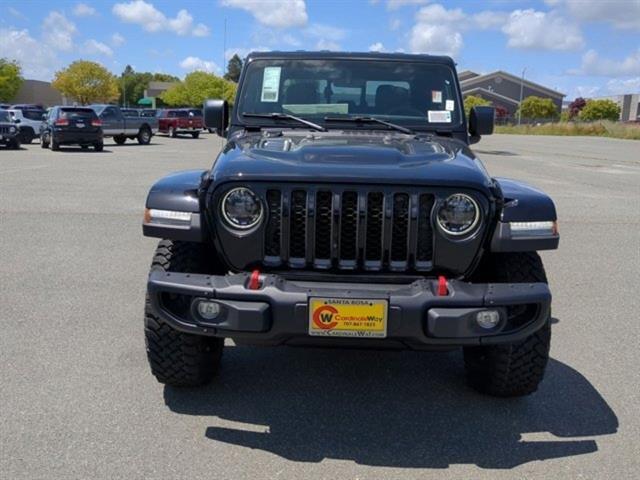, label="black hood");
[211,130,493,192]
